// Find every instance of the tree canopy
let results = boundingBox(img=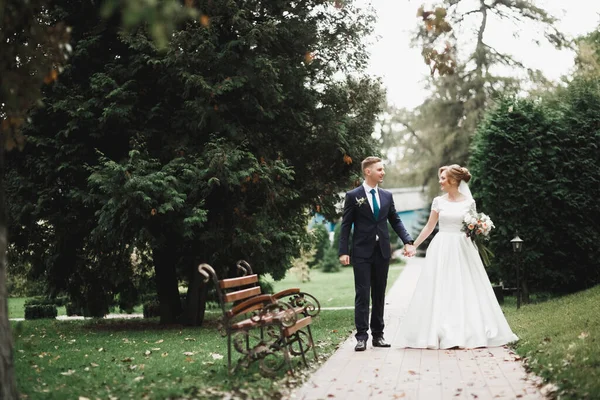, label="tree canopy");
[6,0,384,324]
[381,0,567,196]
